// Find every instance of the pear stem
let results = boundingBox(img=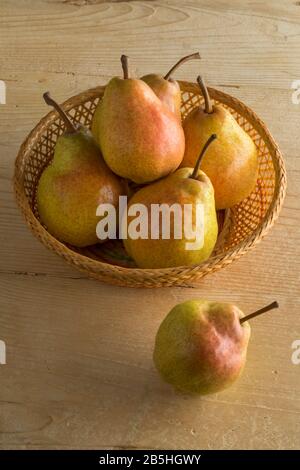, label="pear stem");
[240,301,279,324]
[43,92,76,133]
[190,134,217,180]
[197,75,213,114]
[164,52,201,80]
[121,54,129,79]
